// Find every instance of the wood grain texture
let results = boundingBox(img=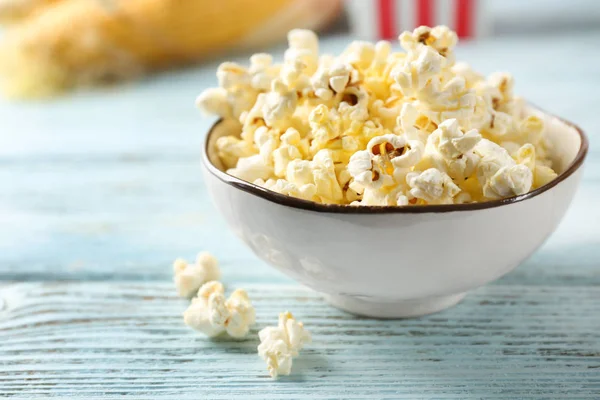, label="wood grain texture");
[1,32,600,399]
[1,282,600,399]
